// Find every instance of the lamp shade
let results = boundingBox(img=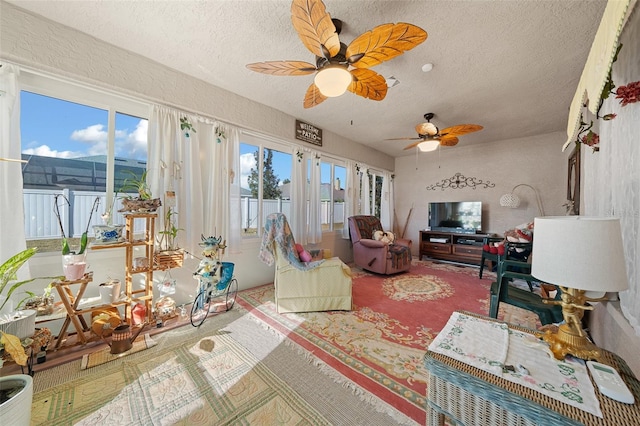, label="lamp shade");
[417,140,440,152]
[531,216,628,292]
[314,66,352,97]
[499,193,521,208]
